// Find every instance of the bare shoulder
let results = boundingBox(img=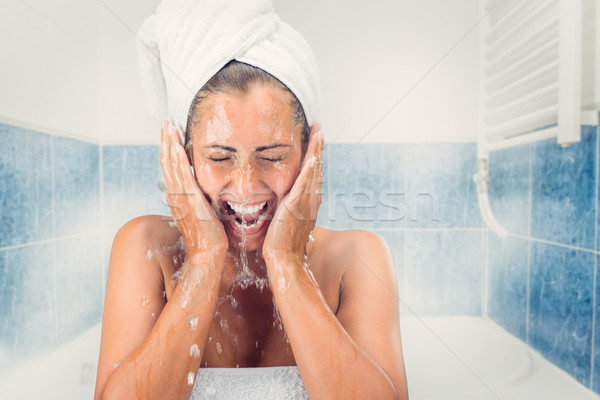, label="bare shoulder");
[112,214,180,251]
[311,226,396,283]
[109,215,184,296]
